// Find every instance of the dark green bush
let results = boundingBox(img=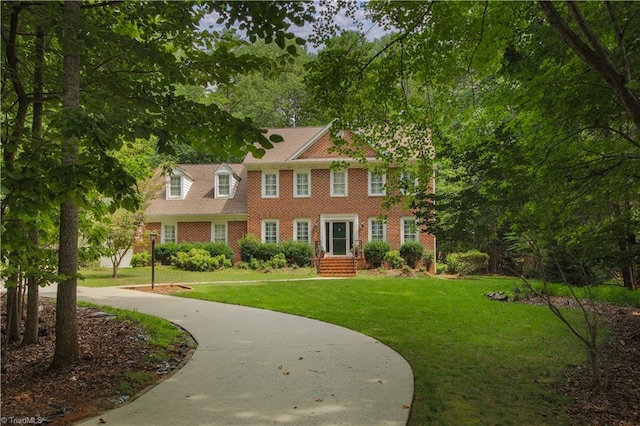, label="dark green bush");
[253,242,283,262]
[154,243,180,265]
[364,241,391,268]
[199,242,234,260]
[399,241,424,268]
[281,240,314,267]
[238,234,261,262]
[130,252,151,268]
